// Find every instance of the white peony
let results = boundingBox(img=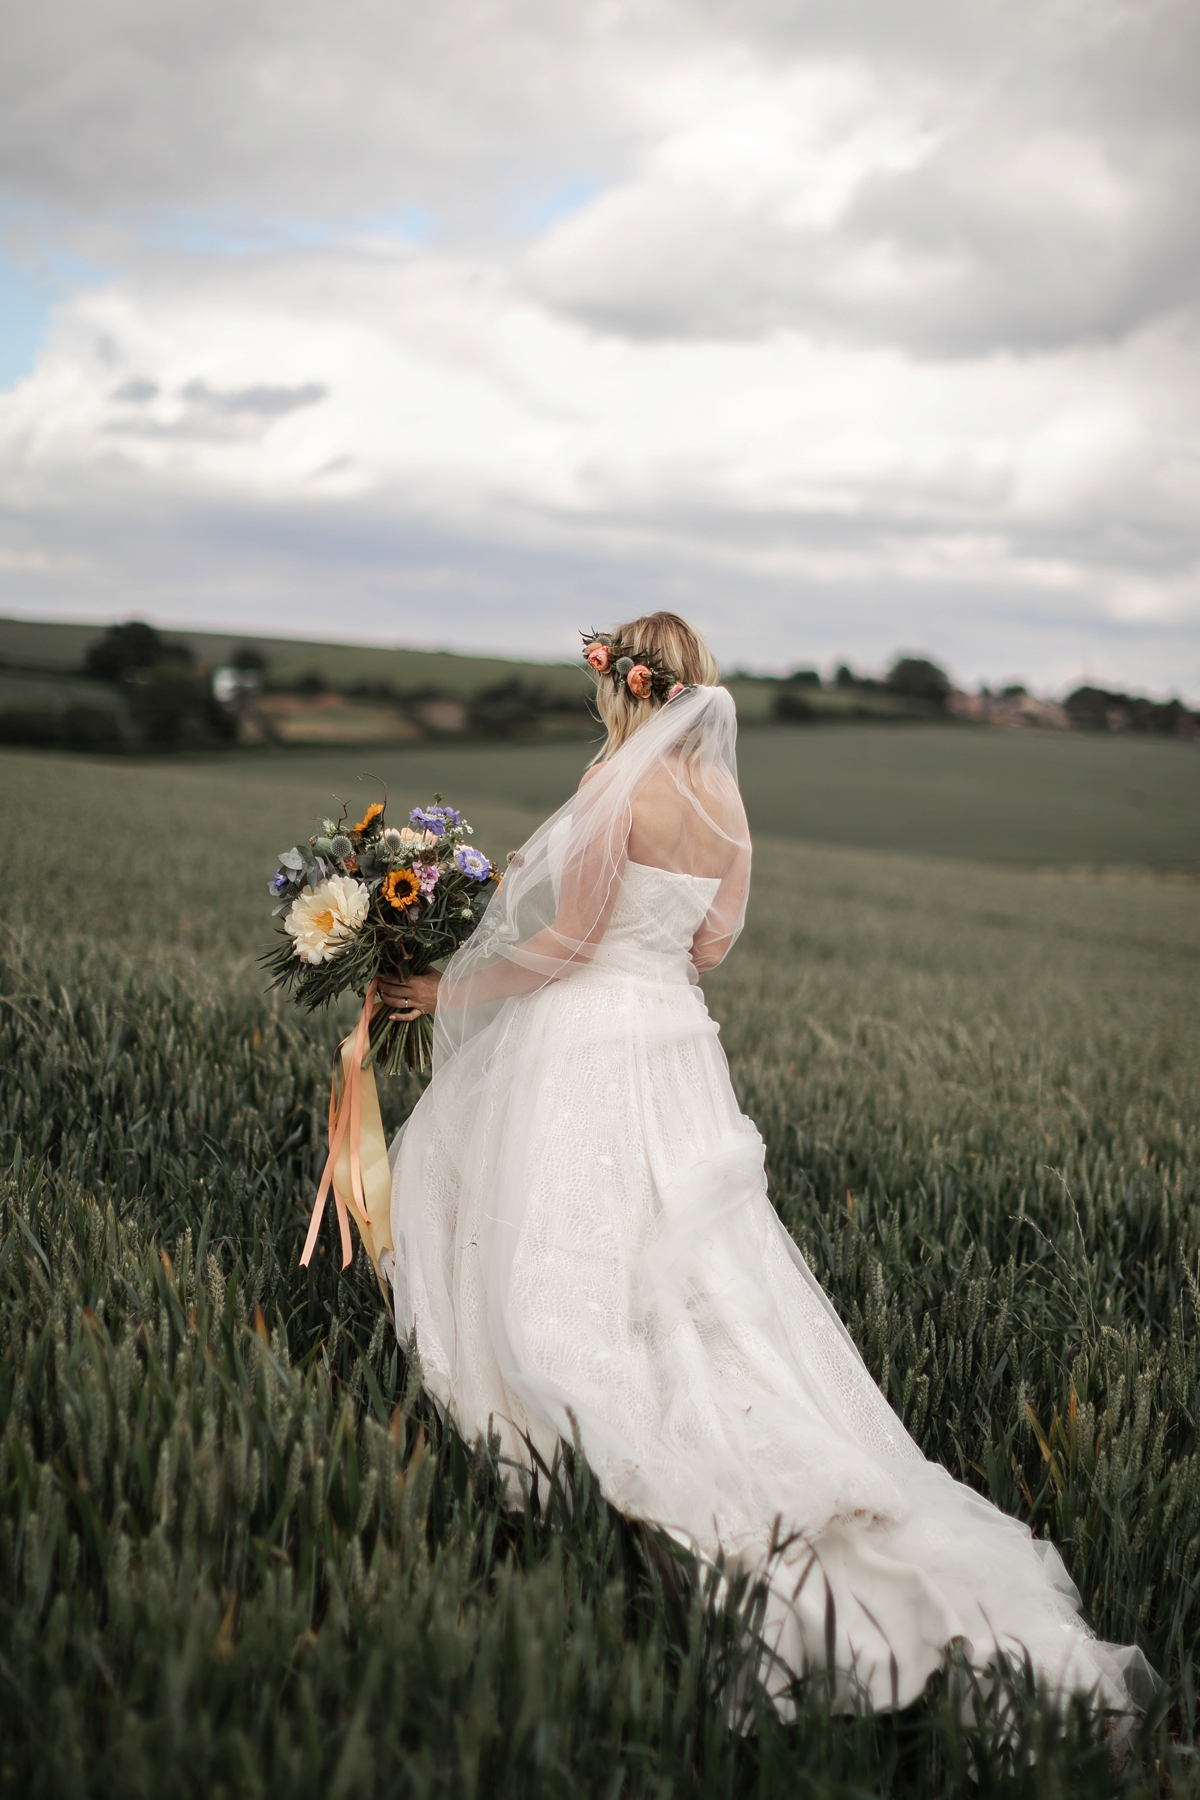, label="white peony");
[285,875,369,964]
